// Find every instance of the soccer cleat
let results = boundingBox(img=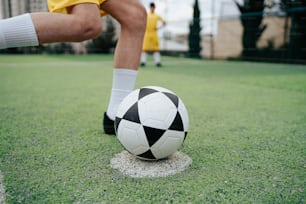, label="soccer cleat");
[156,63,162,67]
[103,112,116,135]
[140,62,146,67]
